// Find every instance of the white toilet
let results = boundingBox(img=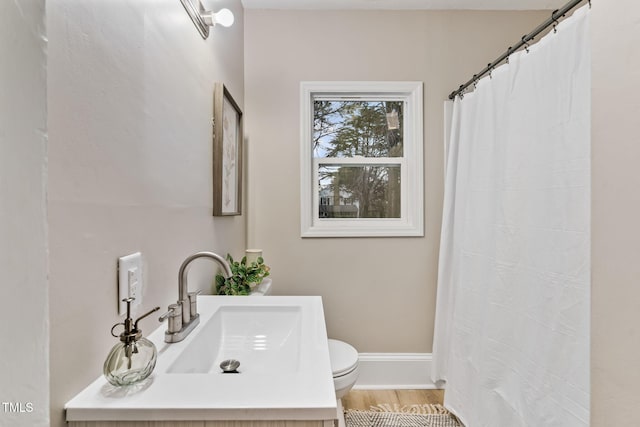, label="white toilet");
[328,338,359,399]
[250,279,359,398]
